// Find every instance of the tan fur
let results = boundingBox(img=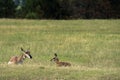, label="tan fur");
[8,48,32,65]
[51,53,71,67]
[8,54,25,64]
[56,60,71,67]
